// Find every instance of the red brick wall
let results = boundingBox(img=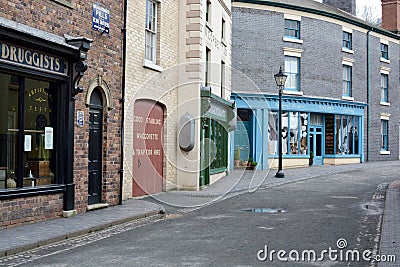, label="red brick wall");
[0,0,123,225]
[0,194,63,229]
[382,0,400,33]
